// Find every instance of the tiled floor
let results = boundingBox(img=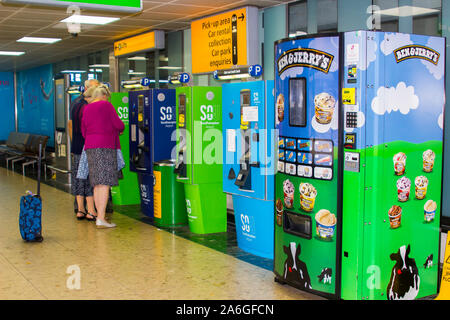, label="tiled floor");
[0,165,323,300]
